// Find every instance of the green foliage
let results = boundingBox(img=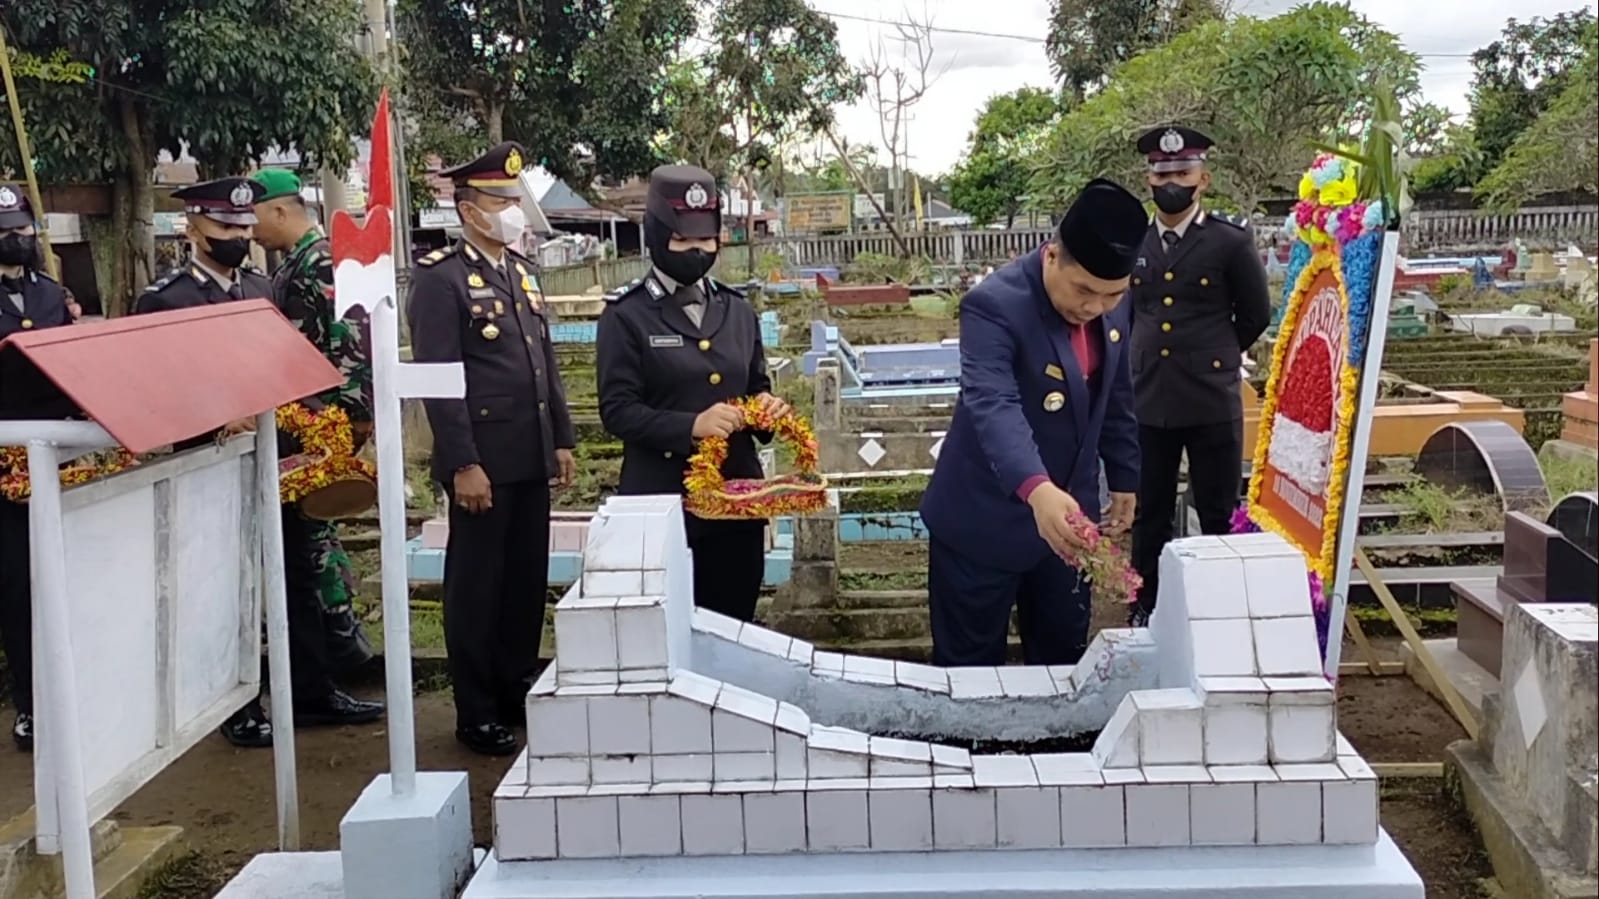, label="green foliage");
[1045,0,1224,100]
[659,0,862,181]
[1466,9,1597,174]
[396,0,697,187]
[5,47,94,83]
[1475,18,1599,211]
[1027,2,1420,215]
[1409,124,1487,194]
[846,251,931,285]
[946,87,1060,227]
